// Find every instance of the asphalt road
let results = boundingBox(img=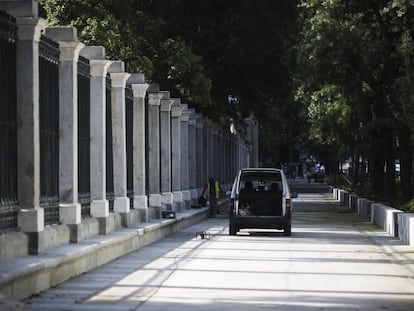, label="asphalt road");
[22,193,414,311]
